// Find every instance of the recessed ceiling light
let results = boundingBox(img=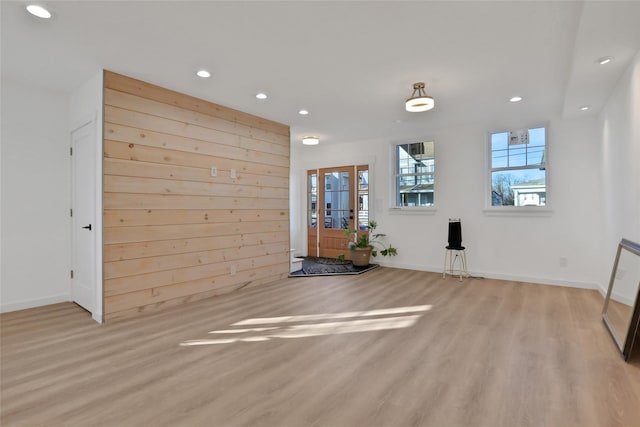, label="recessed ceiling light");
[579,105,590,111]
[298,109,309,115]
[256,93,268,100]
[302,136,319,145]
[509,96,523,103]
[26,4,52,19]
[597,57,612,65]
[196,70,211,78]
